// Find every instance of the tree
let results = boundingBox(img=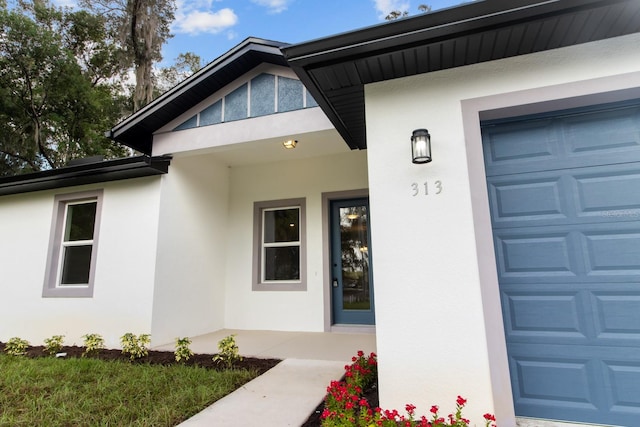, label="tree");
[385,4,431,20]
[0,1,129,175]
[79,0,176,111]
[154,52,203,95]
